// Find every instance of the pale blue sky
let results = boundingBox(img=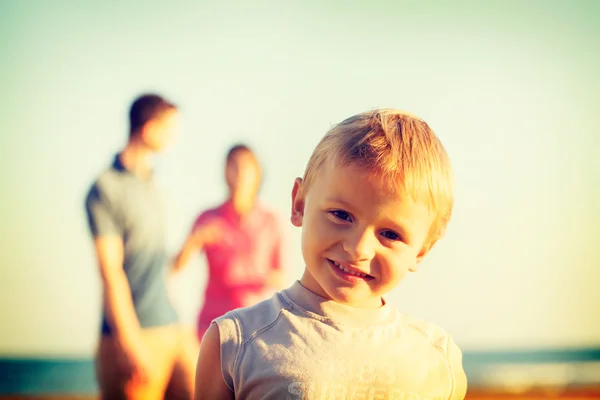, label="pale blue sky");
[0,0,598,355]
